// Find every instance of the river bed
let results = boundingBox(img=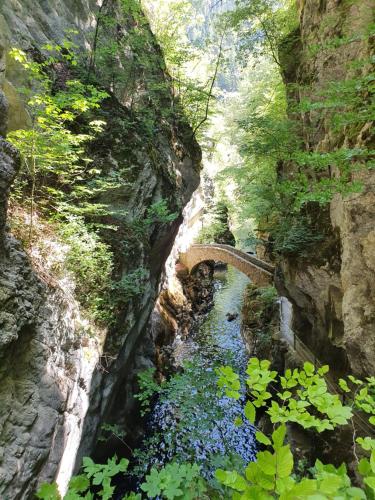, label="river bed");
[130,265,256,483]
